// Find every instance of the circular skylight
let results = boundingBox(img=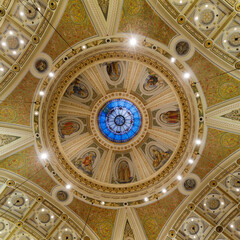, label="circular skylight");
[97,99,142,143]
